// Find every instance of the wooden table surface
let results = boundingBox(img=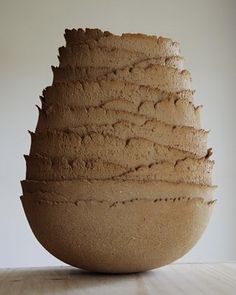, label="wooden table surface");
[0,263,236,295]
